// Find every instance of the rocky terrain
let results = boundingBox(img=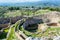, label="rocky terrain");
[0,11,60,40]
